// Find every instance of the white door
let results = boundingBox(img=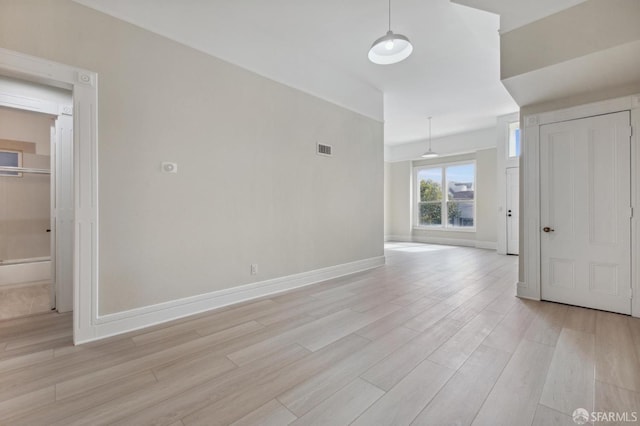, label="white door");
[54,113,74,313]
[540,111,632,314]
[506,167,519,255]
